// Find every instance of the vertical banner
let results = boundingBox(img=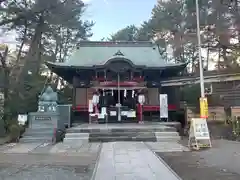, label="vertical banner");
[88,99,93,113]
[160,94,168,119]
[200,97,208,118]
